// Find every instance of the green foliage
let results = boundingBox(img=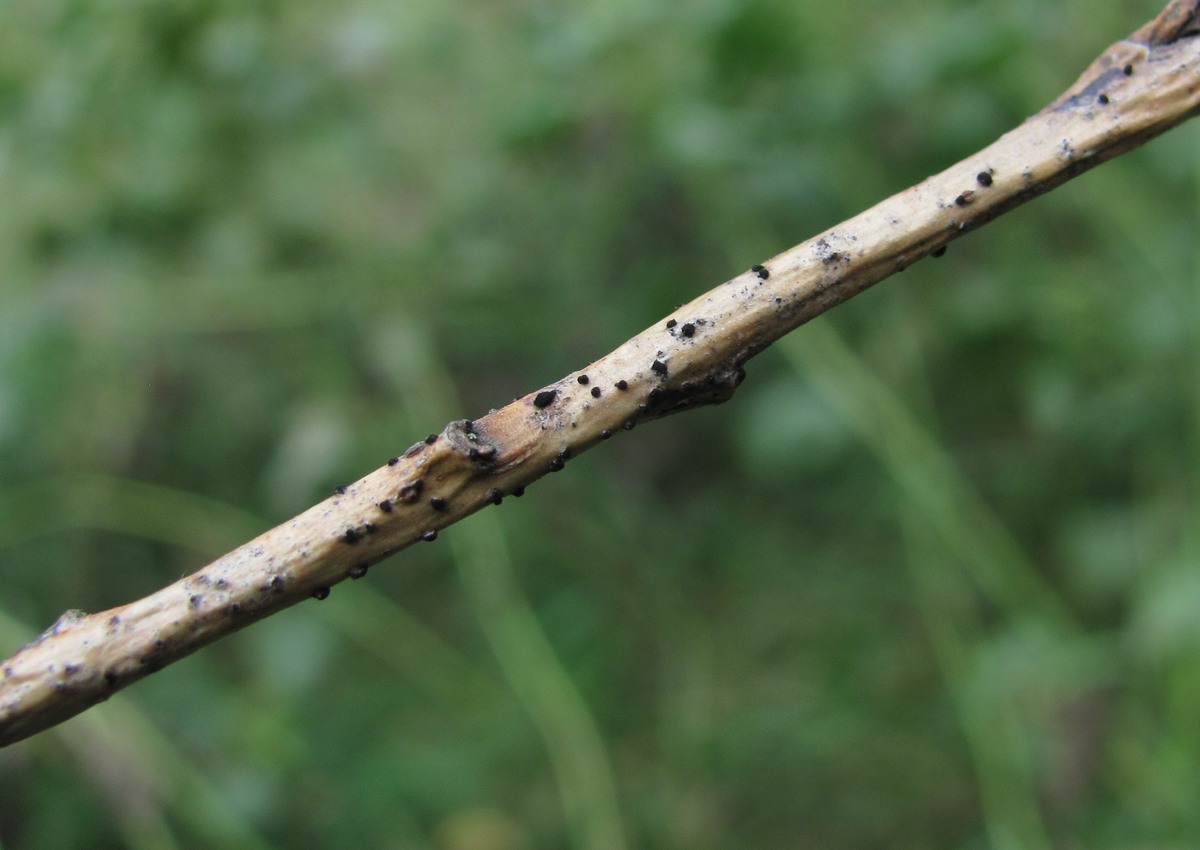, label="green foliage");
[1,0,1197,847]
